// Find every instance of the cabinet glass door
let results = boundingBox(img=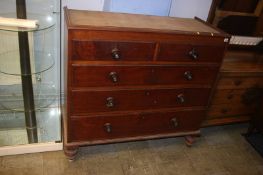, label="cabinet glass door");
[0,0,61,146]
